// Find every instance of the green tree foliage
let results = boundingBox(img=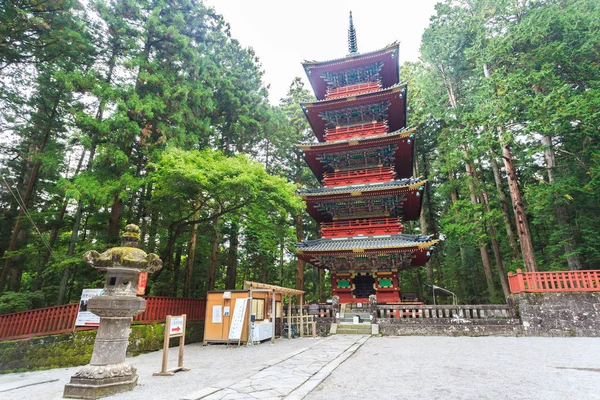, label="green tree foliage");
[0,0,306,308]
[410,0,600,303]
